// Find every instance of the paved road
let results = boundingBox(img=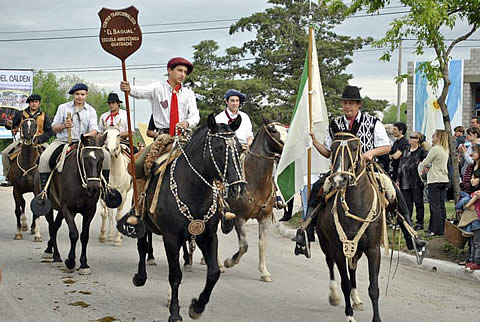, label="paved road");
[0,186,479,322]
